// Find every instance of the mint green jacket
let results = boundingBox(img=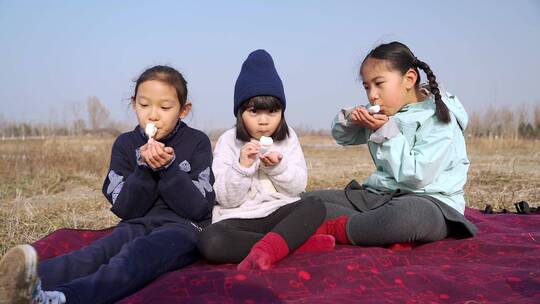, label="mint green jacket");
[331,92,470,214]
